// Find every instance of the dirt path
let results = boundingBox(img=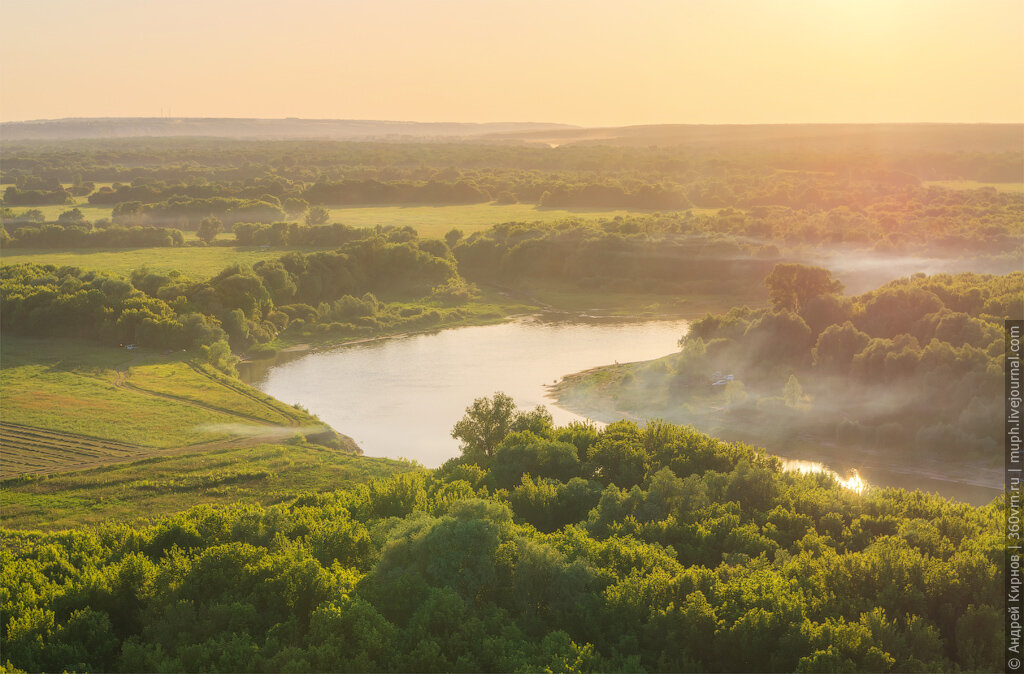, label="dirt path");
[183,362,304,423]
